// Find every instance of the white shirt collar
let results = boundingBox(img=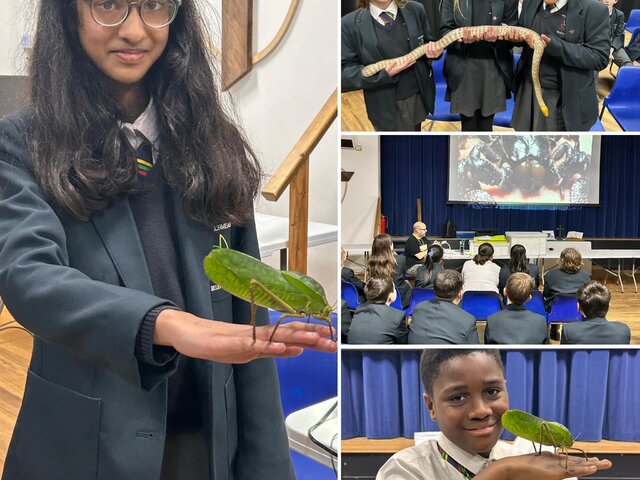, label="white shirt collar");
[120,98,160,161]
[438,433,503,475]
[370,2,399,23]
[545,0,568,14]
